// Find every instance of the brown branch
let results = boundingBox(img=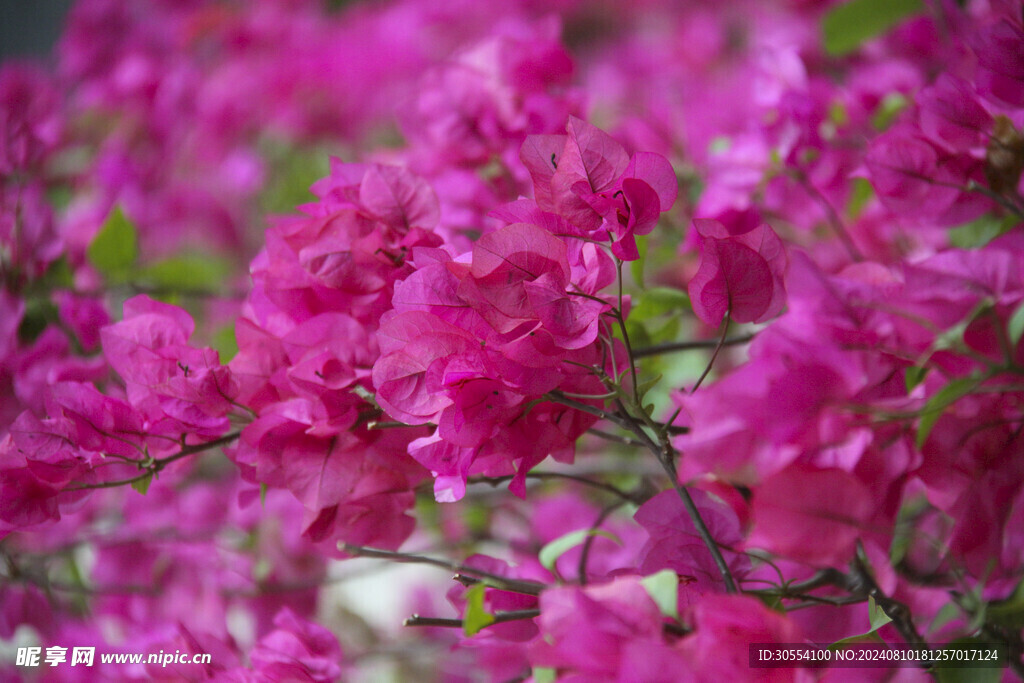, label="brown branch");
[469,472,645,504]
[340,544,546,596]
[691,310,731,393]
[63,431,241,492]
[633,333,755,359]
[403,609,540,629]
